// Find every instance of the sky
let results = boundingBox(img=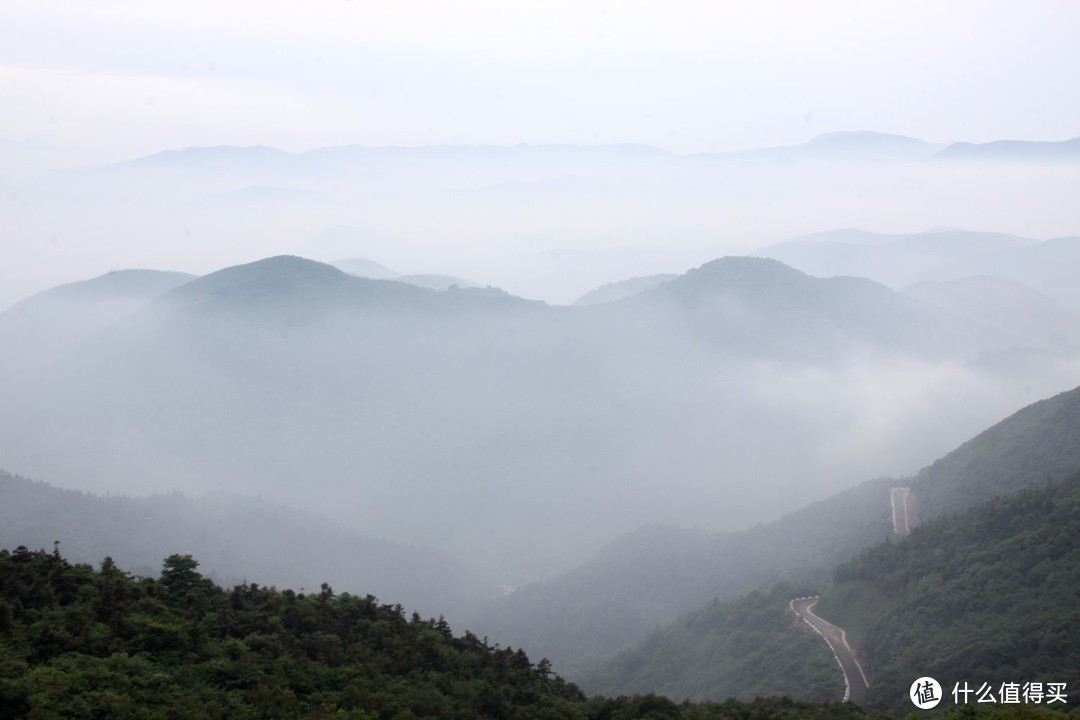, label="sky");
[2,0,1079,162]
